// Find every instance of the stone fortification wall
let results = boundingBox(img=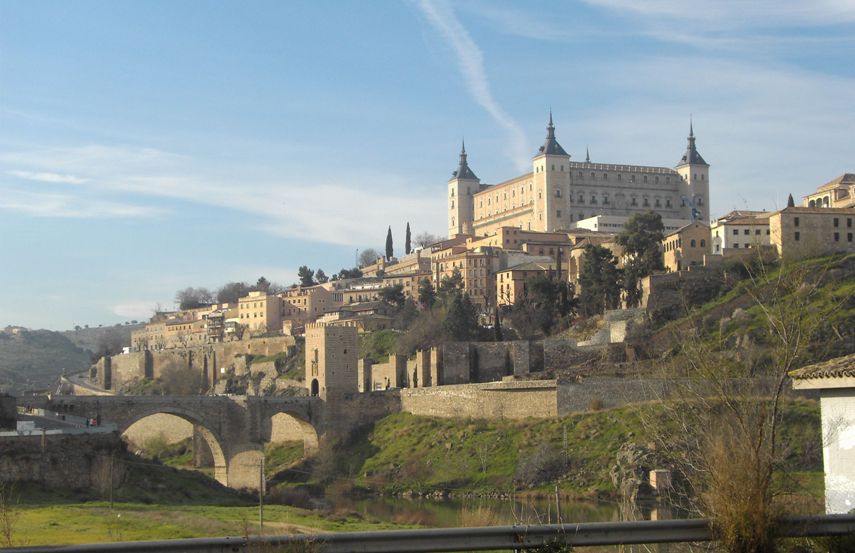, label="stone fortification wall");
[321,392,400,435]
[397,380,558,419]
[92,335,296,391]
[557,376,816,415]
[438,341,545,385]
[542,340,600,372]
[0,433,125,490]
[365,354,408,391]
